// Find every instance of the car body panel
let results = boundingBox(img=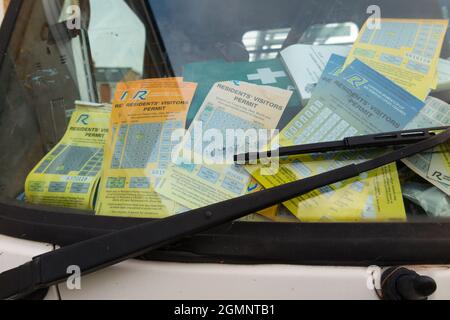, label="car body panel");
[2,234,450,300]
